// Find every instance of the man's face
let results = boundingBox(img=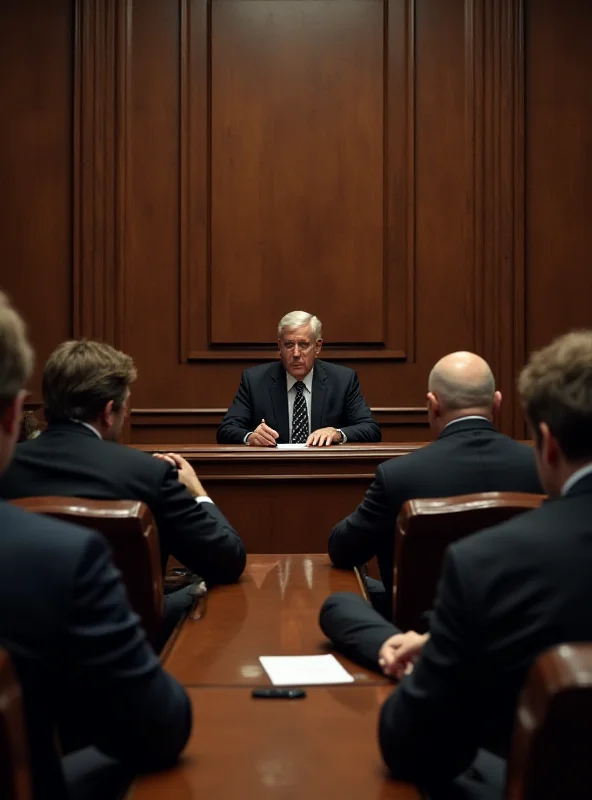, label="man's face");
[278,325,322,379]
